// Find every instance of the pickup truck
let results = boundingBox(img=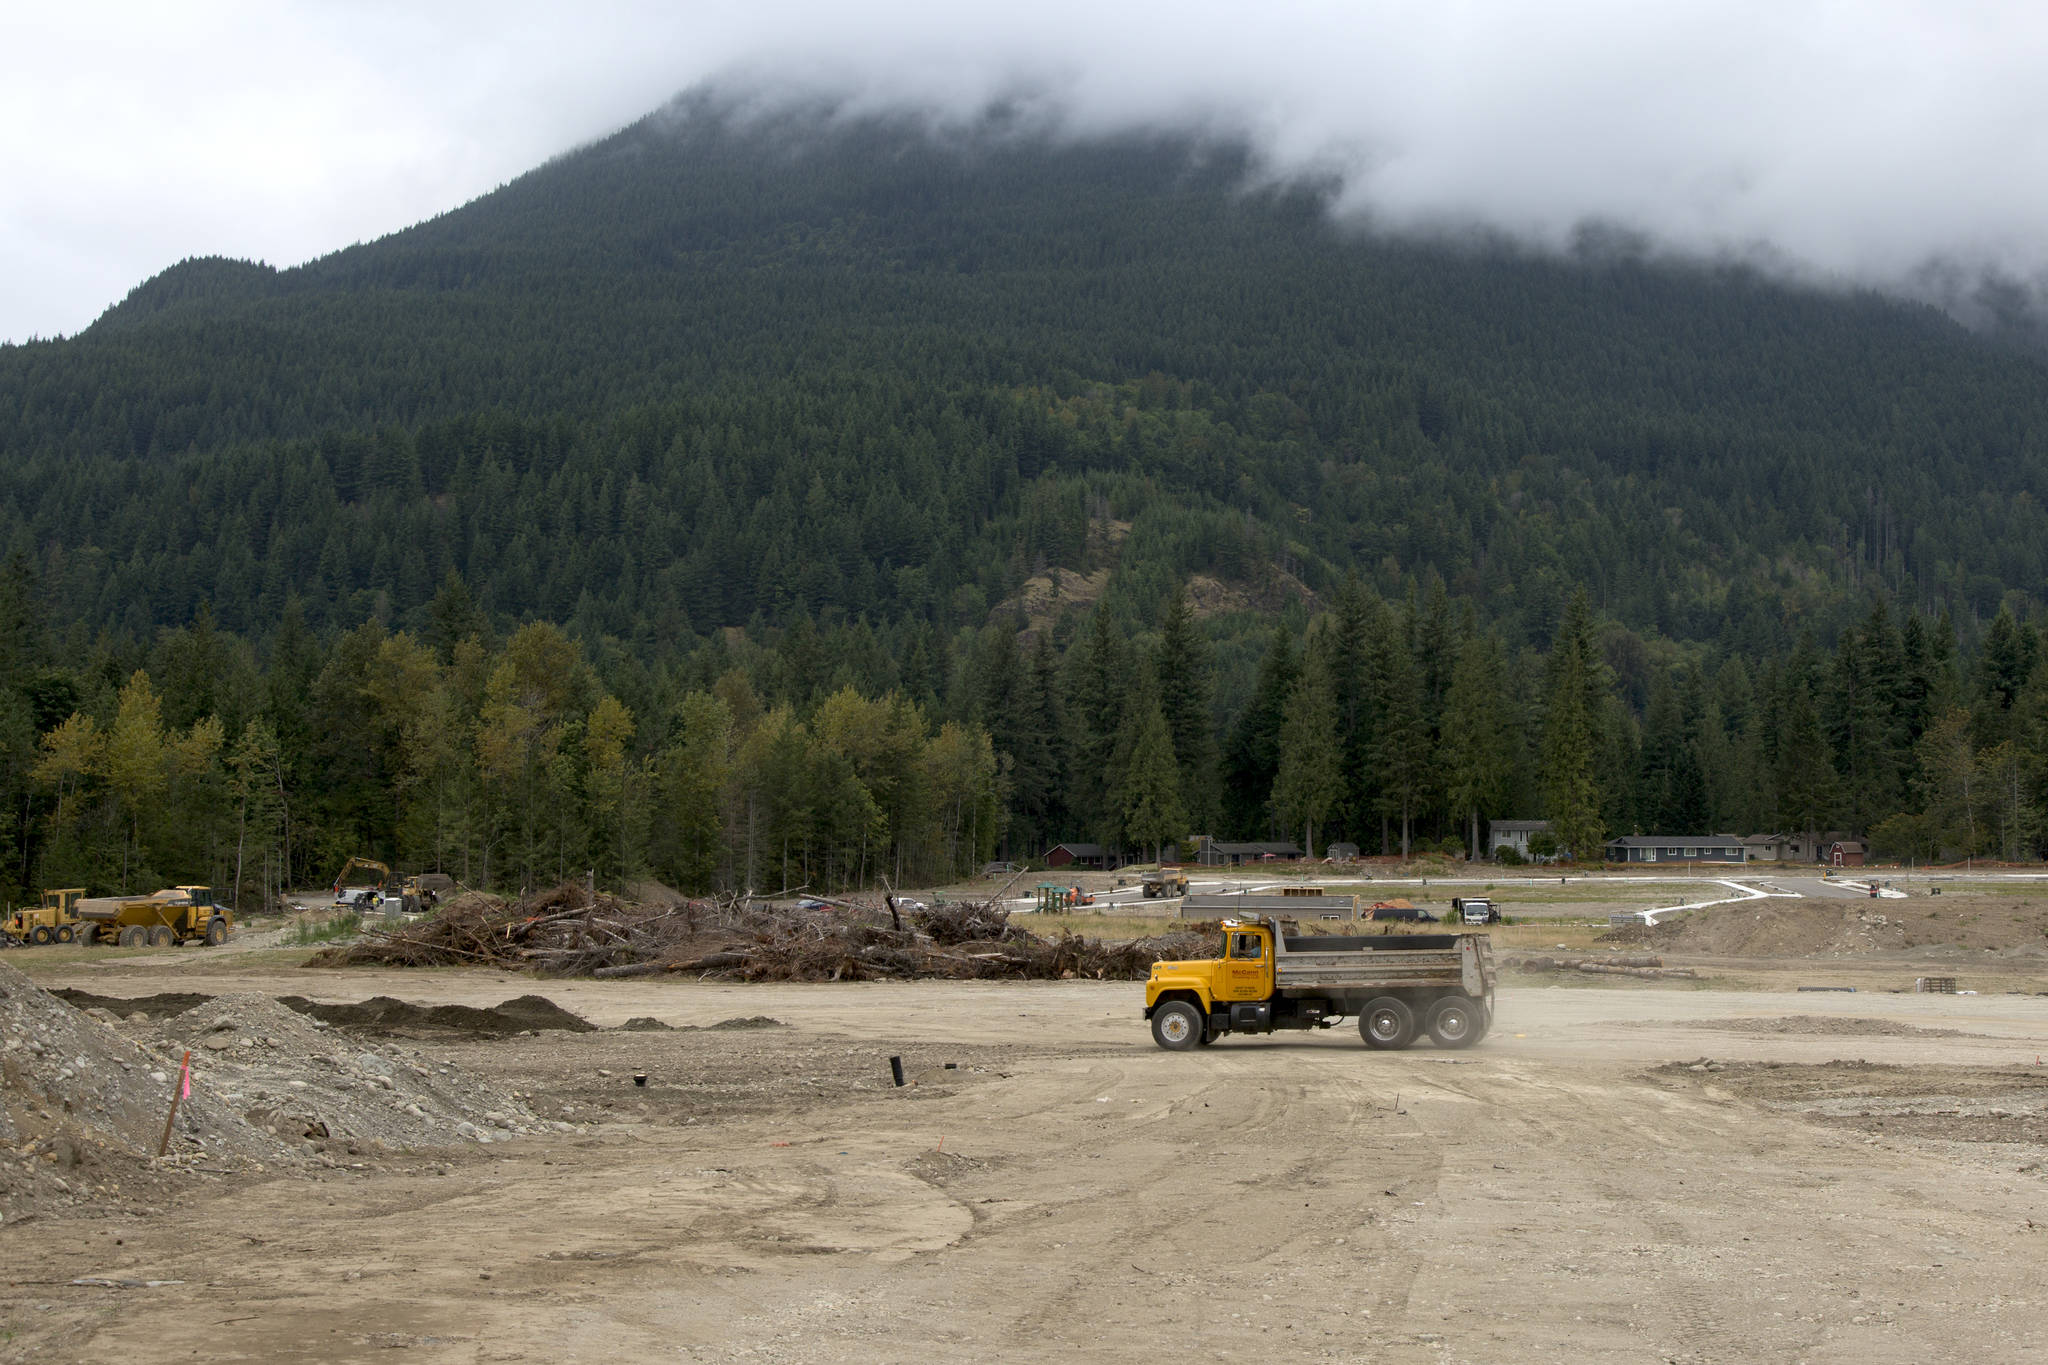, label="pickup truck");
[1144,903,1494,1051]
